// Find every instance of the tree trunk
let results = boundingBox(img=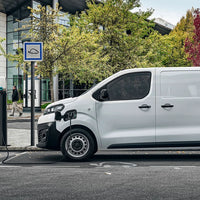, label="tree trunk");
[49,74,54,102]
